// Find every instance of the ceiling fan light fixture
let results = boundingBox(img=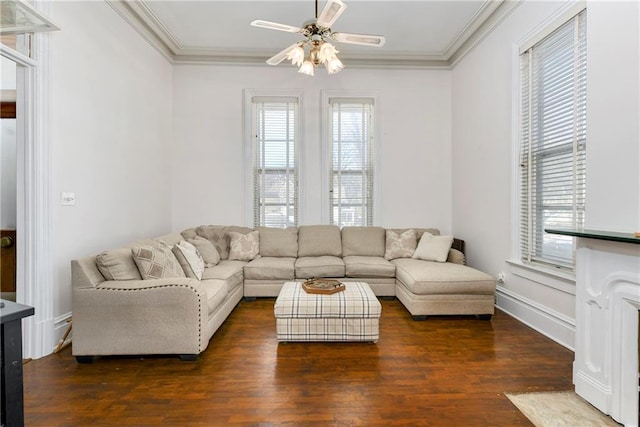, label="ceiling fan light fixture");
[252,0,384,76]
[287,45,305,67]
[298,60,315,76]
[318,42,338,63]
[326,56,344,74]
